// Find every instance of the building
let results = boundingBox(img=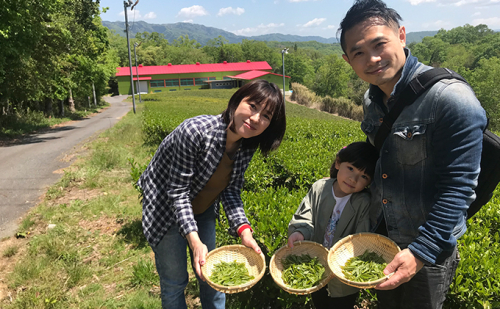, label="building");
[115,60,290,95]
